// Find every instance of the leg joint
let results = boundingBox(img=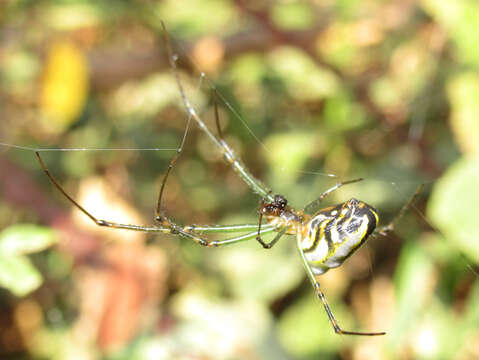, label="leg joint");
[96,219,110,227]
